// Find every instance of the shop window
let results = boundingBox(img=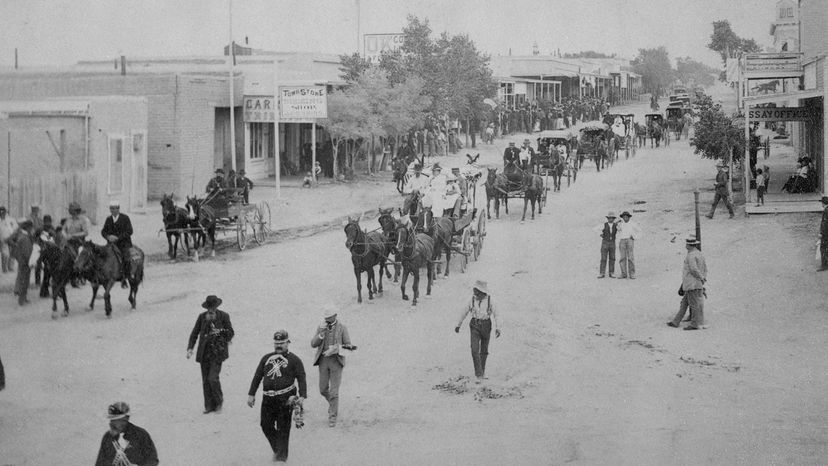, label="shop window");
[108,136,124,193]
[249,122,272,160]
